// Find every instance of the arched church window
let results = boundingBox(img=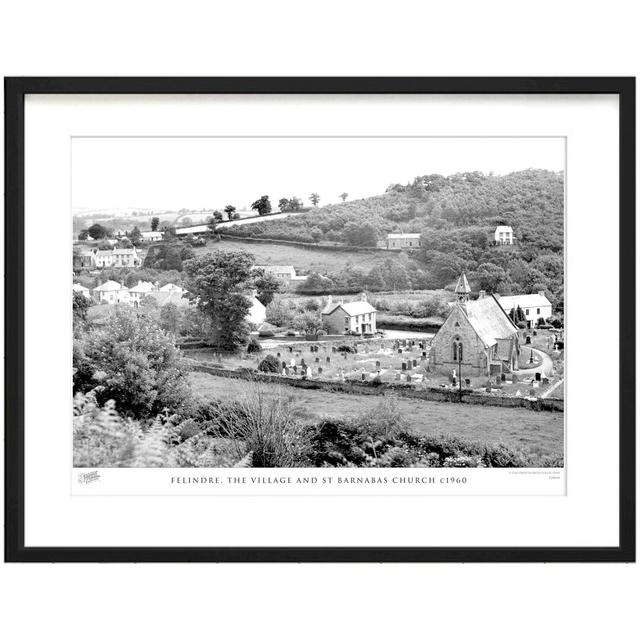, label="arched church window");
[452,337,463,361]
